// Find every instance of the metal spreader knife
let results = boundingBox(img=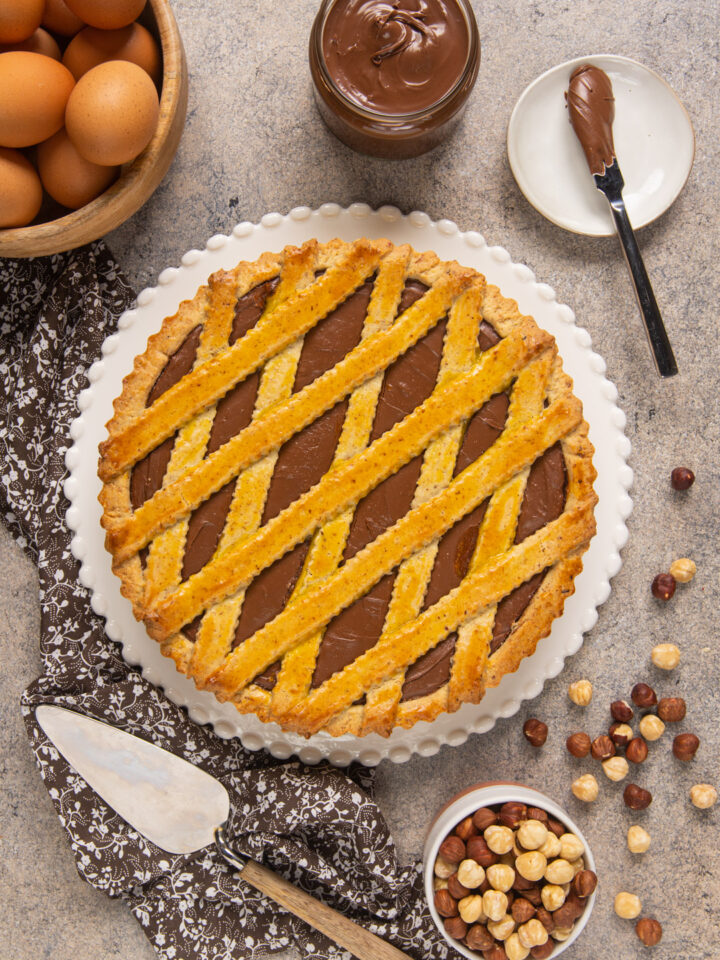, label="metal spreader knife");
[36,705,412,960]
[566,64,678,378]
